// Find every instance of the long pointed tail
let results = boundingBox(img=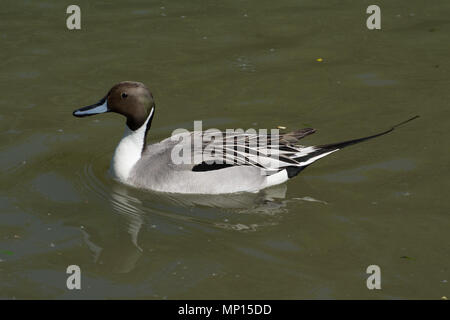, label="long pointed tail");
[316,115,419,151]
[286,115,419,178]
